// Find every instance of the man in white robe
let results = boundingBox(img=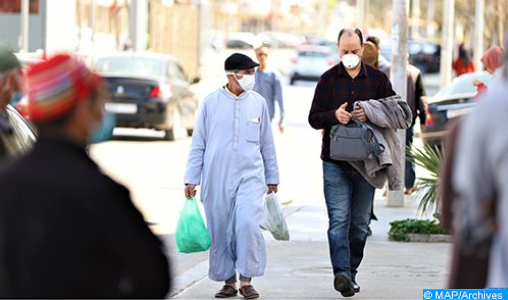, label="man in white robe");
[184,53,279,299]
